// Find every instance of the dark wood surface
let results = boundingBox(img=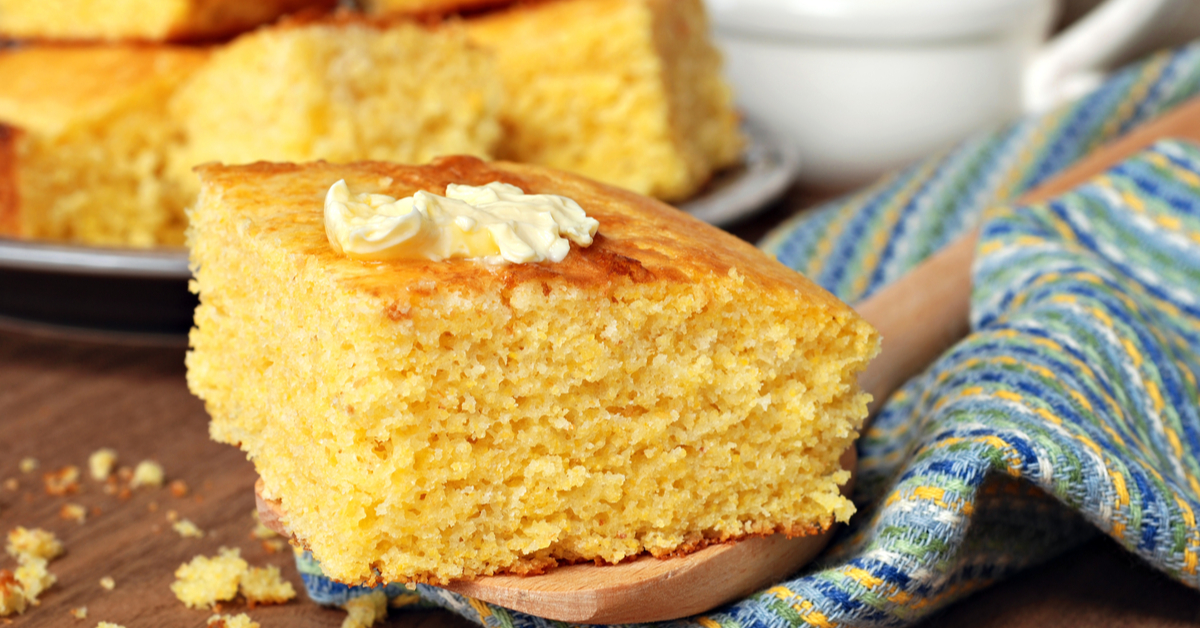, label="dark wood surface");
[0,196,1197,627]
